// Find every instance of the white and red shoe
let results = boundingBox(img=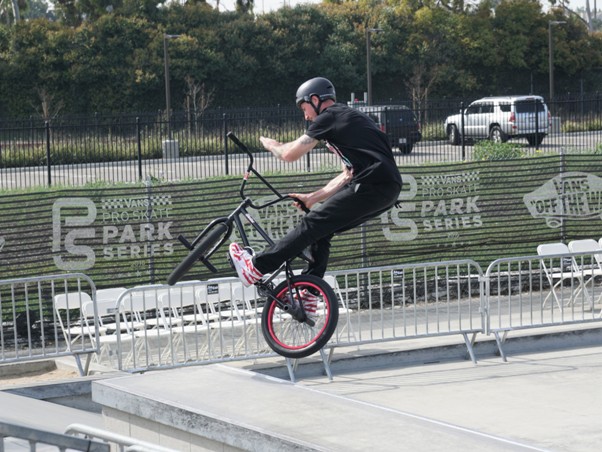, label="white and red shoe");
[228,243,263,287]
[294,289,320,317]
